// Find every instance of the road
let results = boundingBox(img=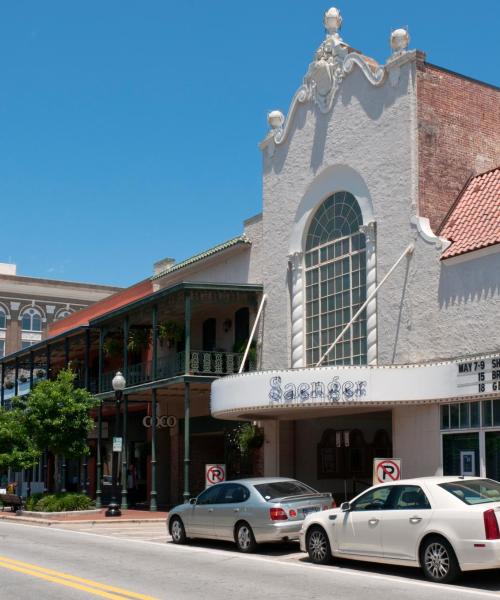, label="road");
[0,521,498,600]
